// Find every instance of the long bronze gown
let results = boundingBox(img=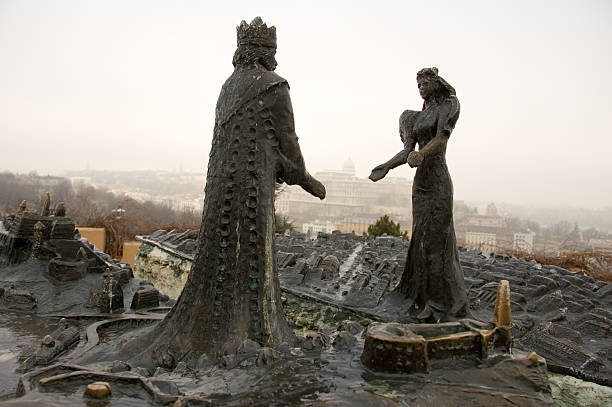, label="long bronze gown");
[396,95,468,322]
[136,65,310,361]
